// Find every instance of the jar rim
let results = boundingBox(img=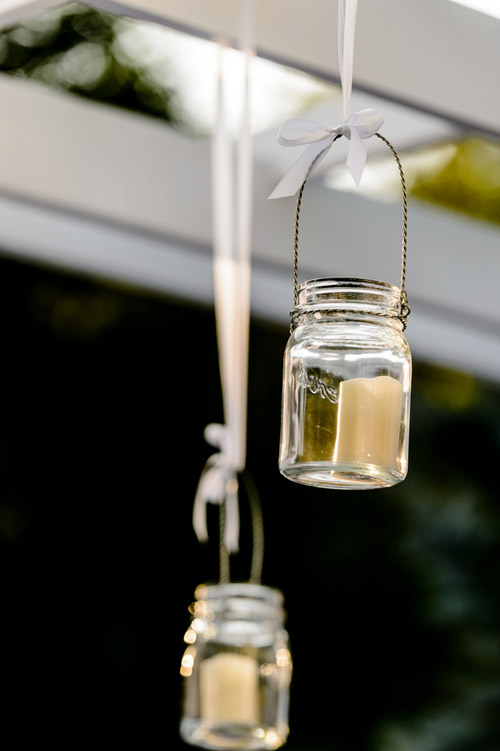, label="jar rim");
[290,276,407,332]
[297,277,401,294]
[194,581,284,607]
